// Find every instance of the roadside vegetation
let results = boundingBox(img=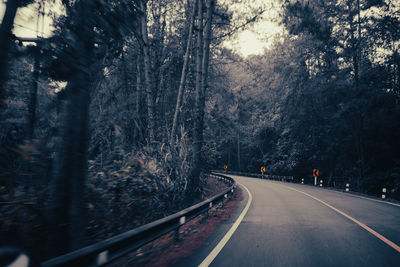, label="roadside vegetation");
[0,0,399,262]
